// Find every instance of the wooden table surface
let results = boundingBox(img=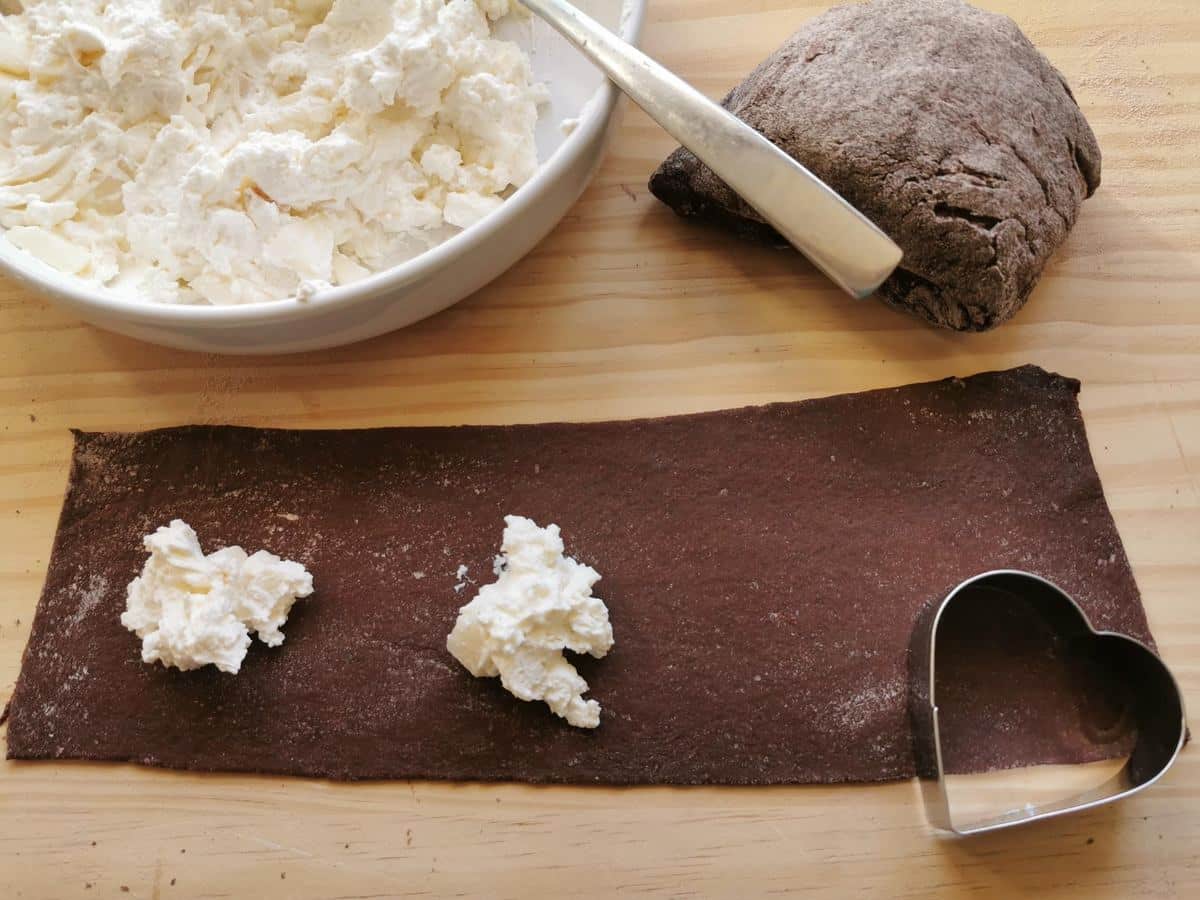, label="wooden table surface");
[2,1,1198,897]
